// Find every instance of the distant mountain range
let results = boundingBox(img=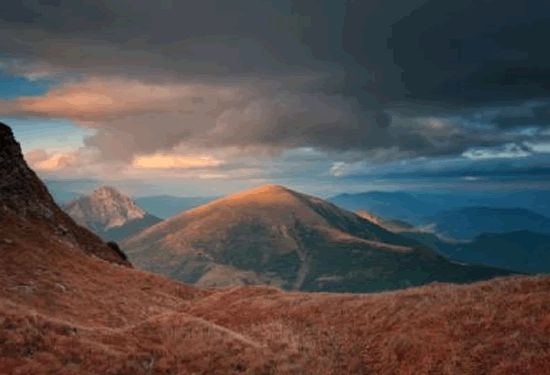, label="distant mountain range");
[134,195,217,219]
[431,207,550,240]
[330,191,440,224]
[56,184,550,279]
[124,184,510,292]
[44,182,217,219]
[329,190,550,224]
[332,194,550,274]
[63,187,161,242]
[402,230,550,274]
[443,231,550,274]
